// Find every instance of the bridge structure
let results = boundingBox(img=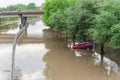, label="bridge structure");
[0,11,44,29]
